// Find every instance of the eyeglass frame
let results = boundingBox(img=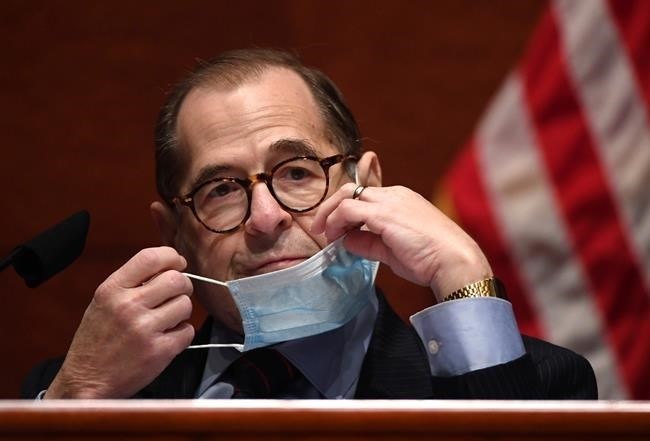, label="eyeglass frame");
[172,154,358,234]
